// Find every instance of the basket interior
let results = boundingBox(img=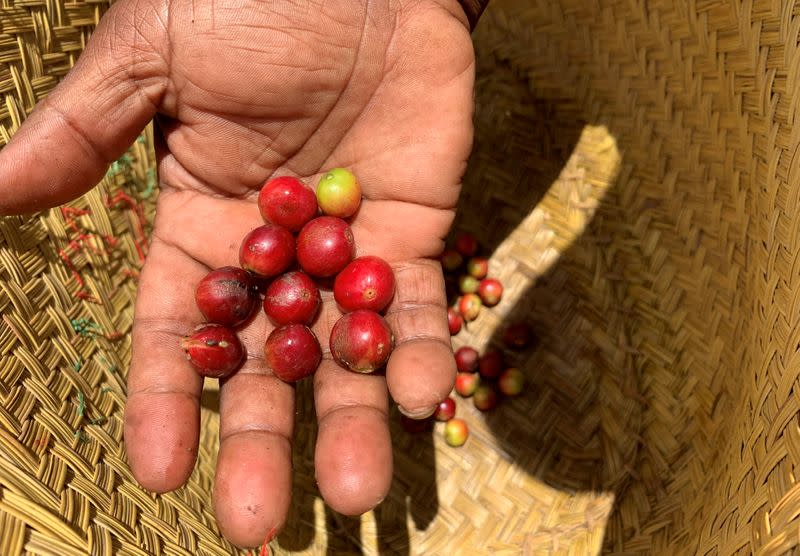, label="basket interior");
[3,0,800,554]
